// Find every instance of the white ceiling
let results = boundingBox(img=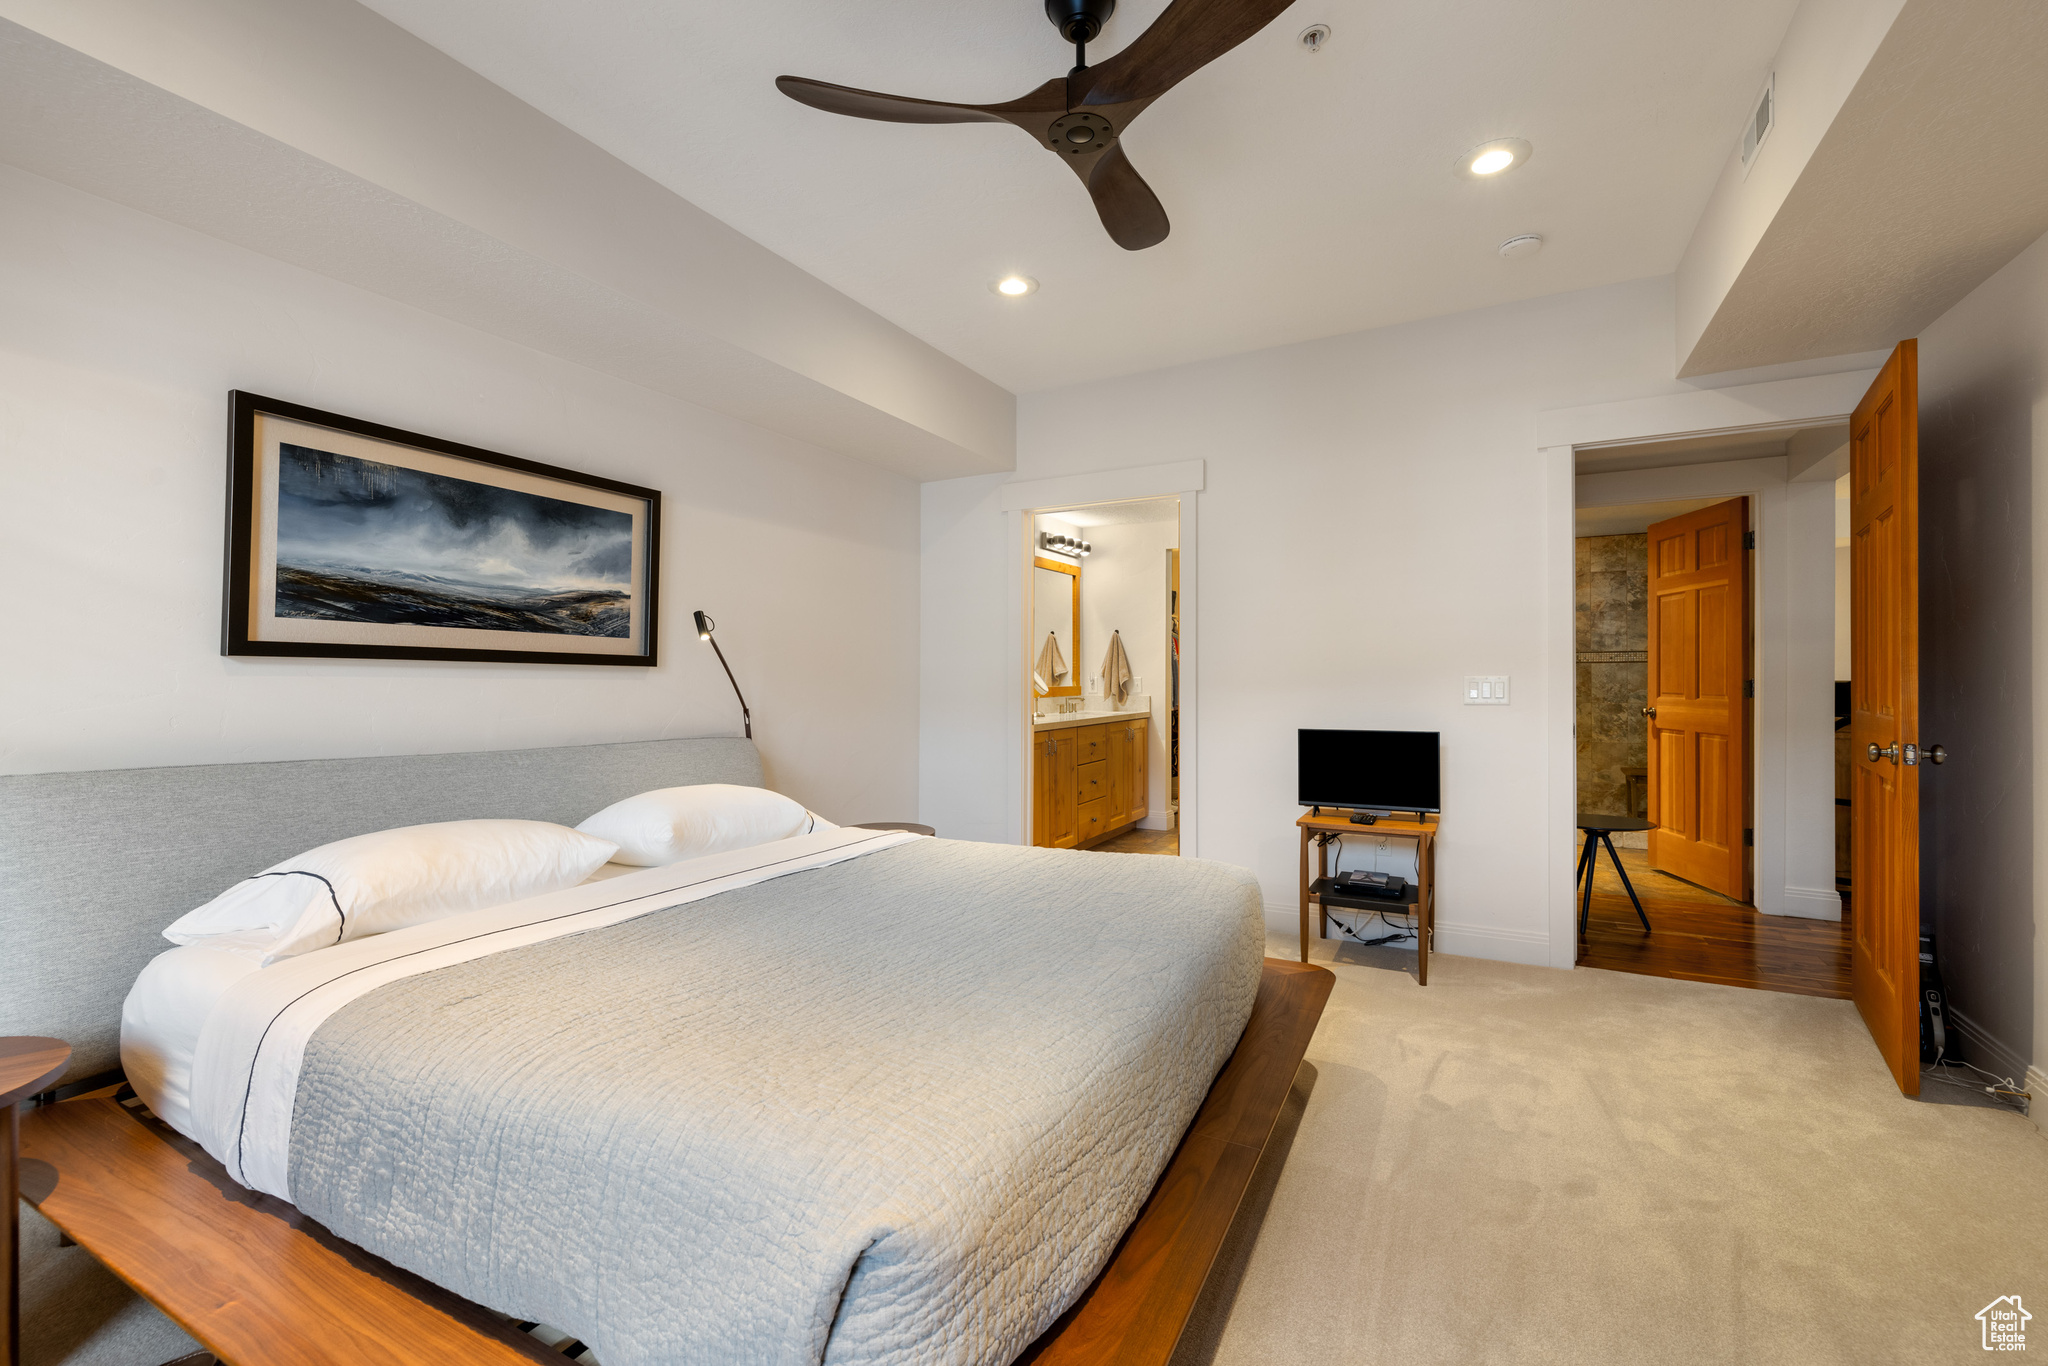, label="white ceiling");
[1056,497,1181,527]
[1575,497,1723,538]
[356,0,1802,393]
